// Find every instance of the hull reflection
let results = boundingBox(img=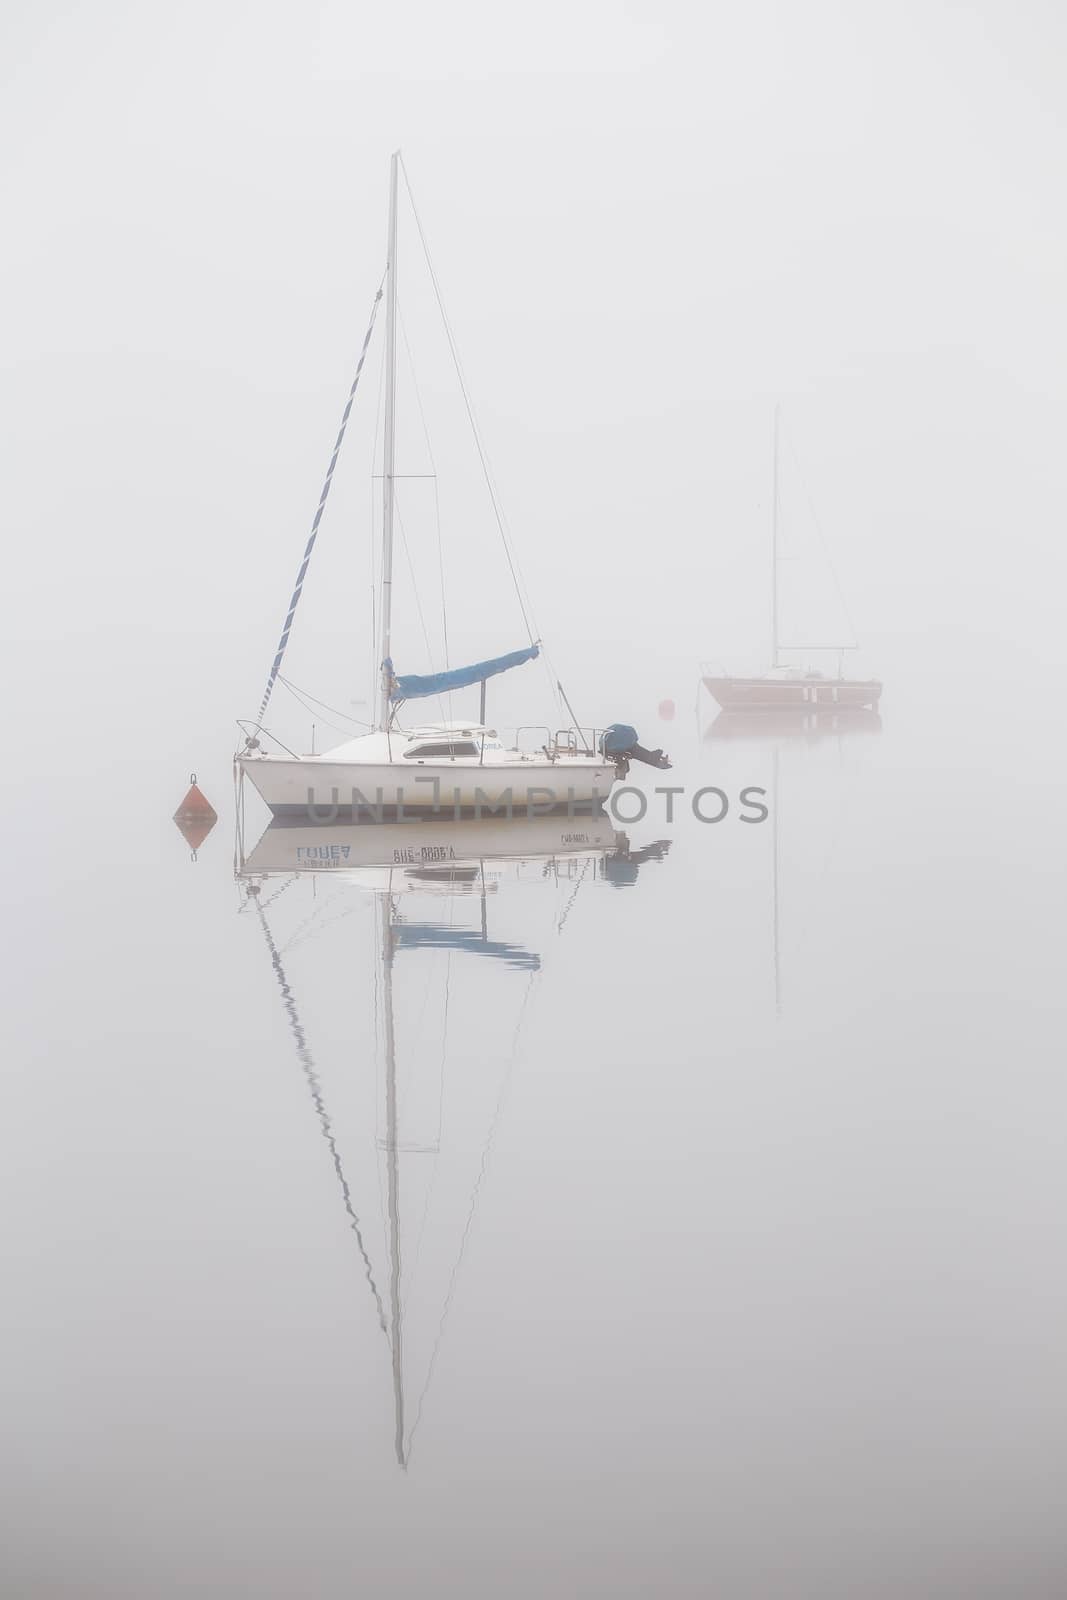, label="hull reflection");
[238,812,621,884]
[705,706,883,742]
